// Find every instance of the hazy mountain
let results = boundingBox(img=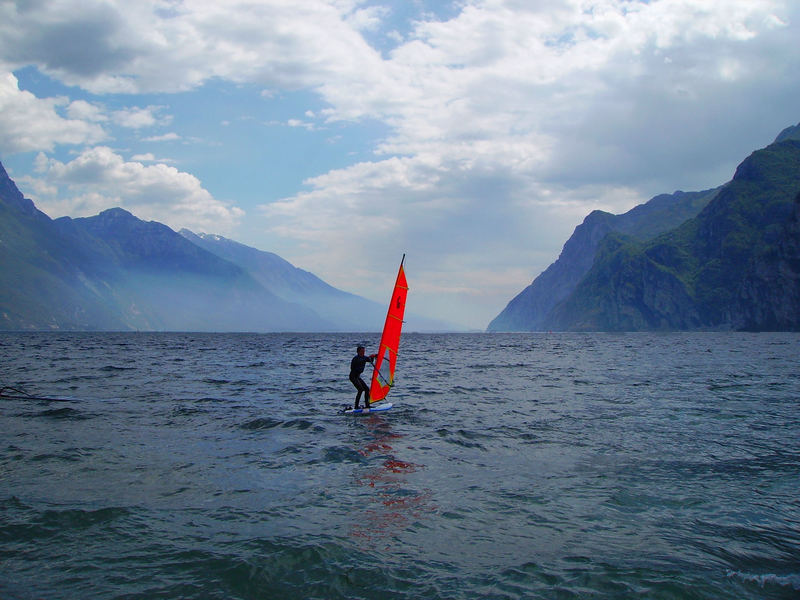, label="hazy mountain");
[544,139,800,331]
[1,161,453,331]
[489,123,800,331]
[179,230,386,331]
[0,162,124,330]
[62,208,328,331]
[0,164,327,331]
[179,230,456,332]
